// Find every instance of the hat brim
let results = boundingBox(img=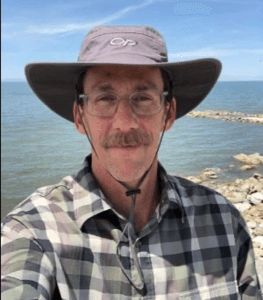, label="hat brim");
[25,57,222,122]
